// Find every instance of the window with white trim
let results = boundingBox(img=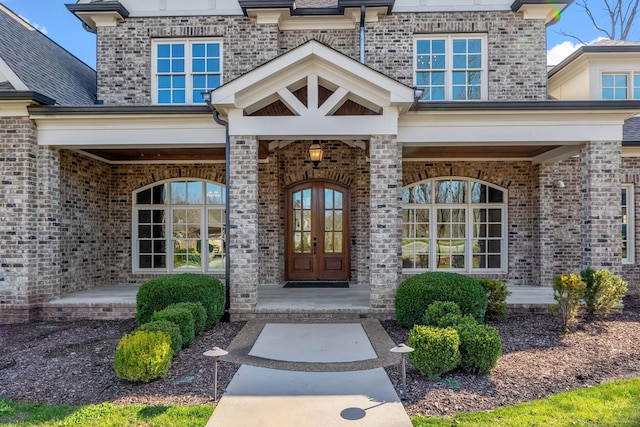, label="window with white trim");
[133,179,226,273]
[601,72,640,100]
[153,39,222,104]
[414,35,486,101]
[402,178,506,272]
[622,184,634,263]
